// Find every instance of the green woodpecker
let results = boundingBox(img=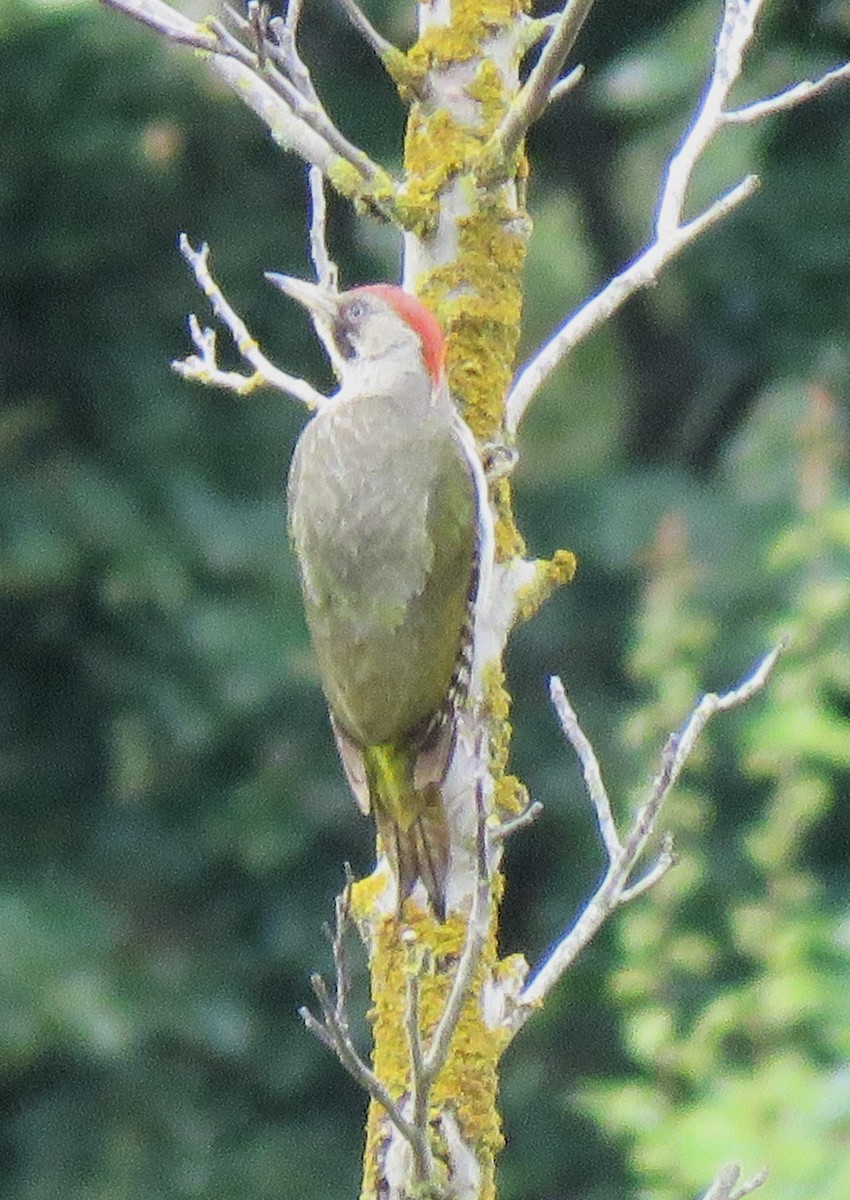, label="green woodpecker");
[269,278,490,918]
